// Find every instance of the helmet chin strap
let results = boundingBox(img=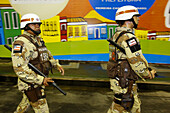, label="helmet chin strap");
[26,26,41,36]
[132,18,138,29]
